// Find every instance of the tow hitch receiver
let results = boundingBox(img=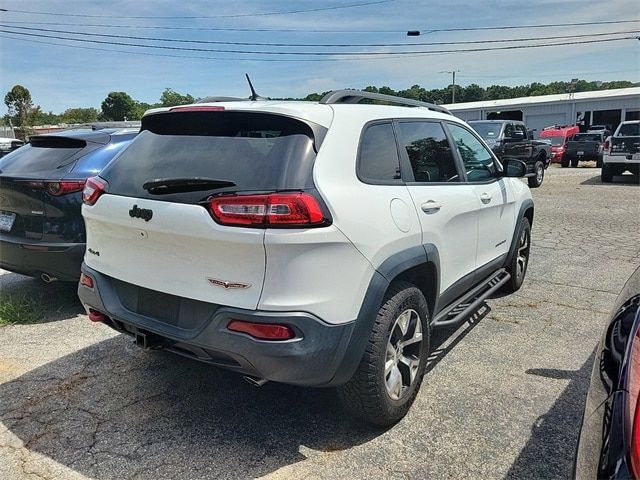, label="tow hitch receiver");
[133,329,163,350]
